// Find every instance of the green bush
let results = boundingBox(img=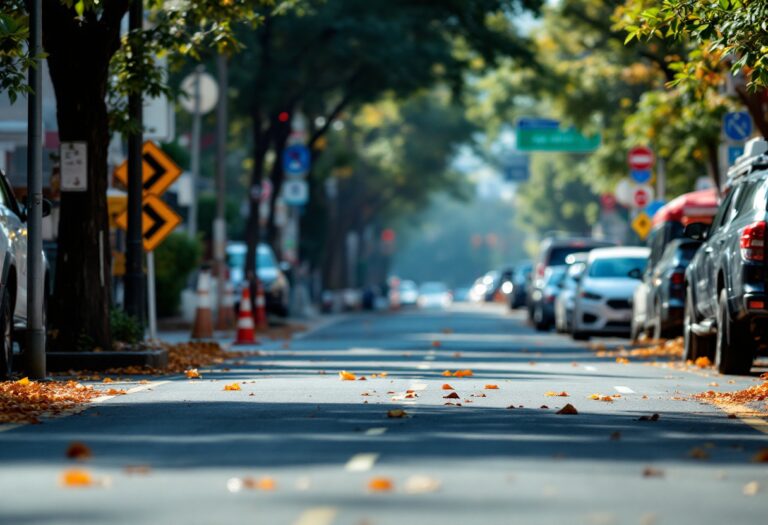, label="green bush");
[154,232,202,317]
[110,309,143,345]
